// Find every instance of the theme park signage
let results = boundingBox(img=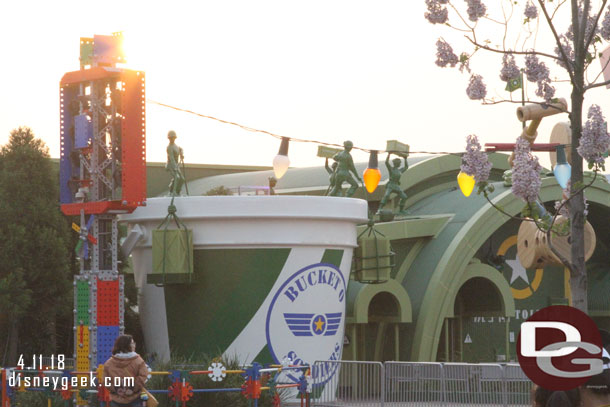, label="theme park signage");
[517,305,604,390]
[266,263,346,385]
